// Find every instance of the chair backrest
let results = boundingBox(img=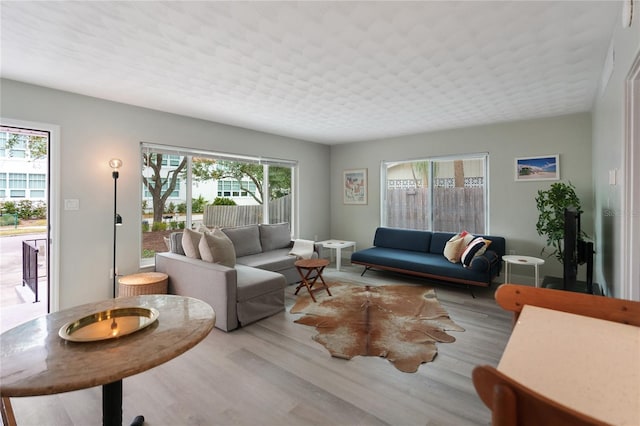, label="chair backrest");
[472,365,605,426]
[495,283,640,327]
